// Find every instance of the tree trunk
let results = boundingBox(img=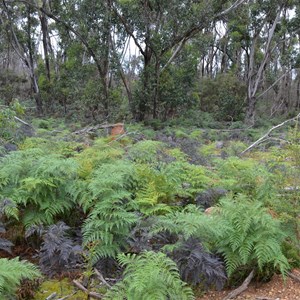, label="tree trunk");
[152,60,160,119]
[39,1,51,82]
